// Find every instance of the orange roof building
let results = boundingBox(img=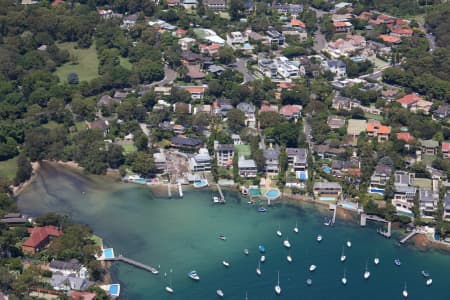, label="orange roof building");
[396,93,423,109]
[22,226,62,254]
[396,132,415,143]
[291,18,306,28]
[367,121,391,142]
[442,142,450,158]
[391,28,413,37]
[379,34,401,44]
